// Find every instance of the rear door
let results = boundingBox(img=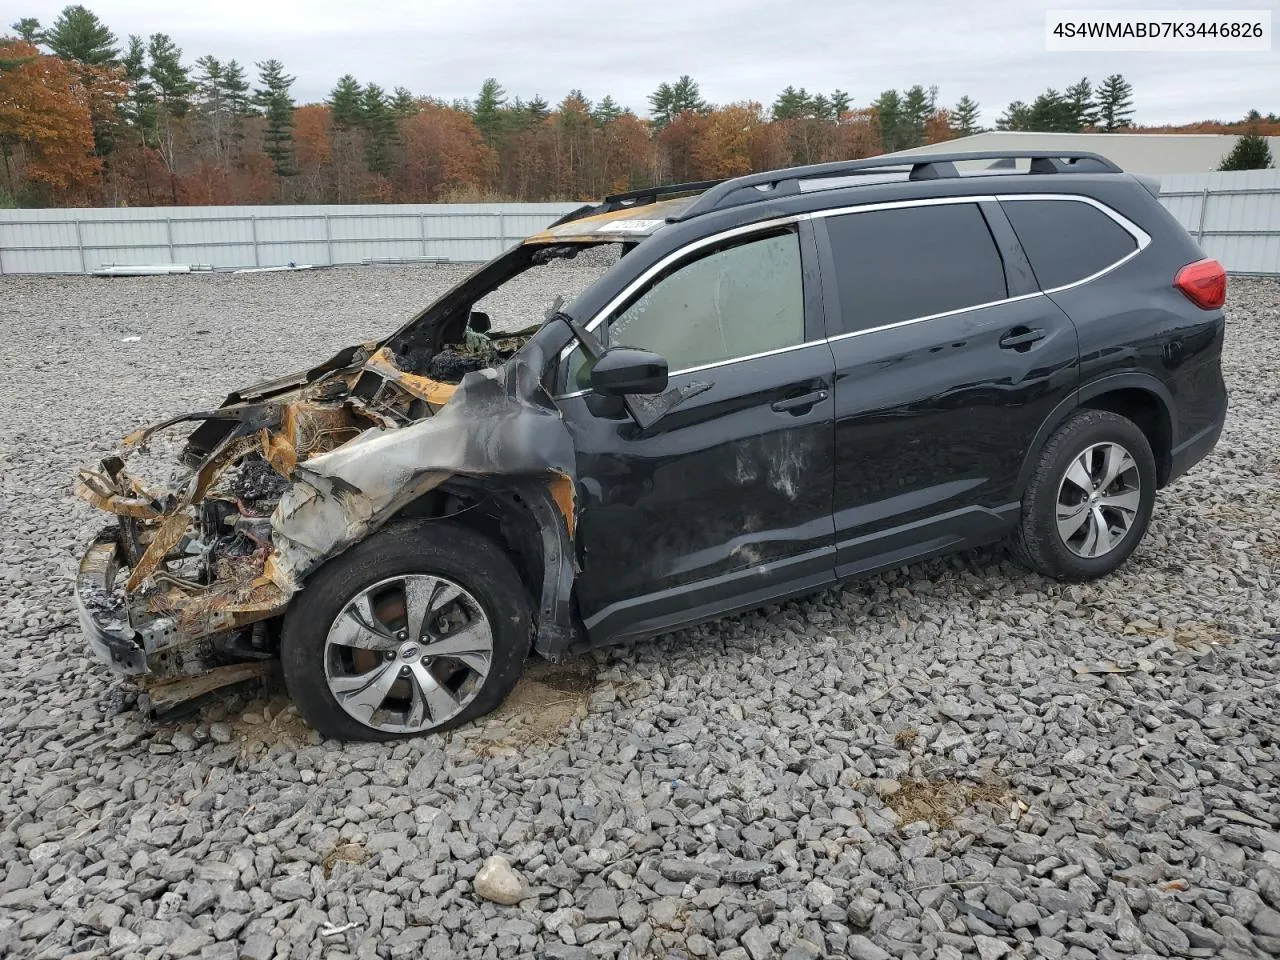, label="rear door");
[814,198,1080,577]
[555,224,837,641]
